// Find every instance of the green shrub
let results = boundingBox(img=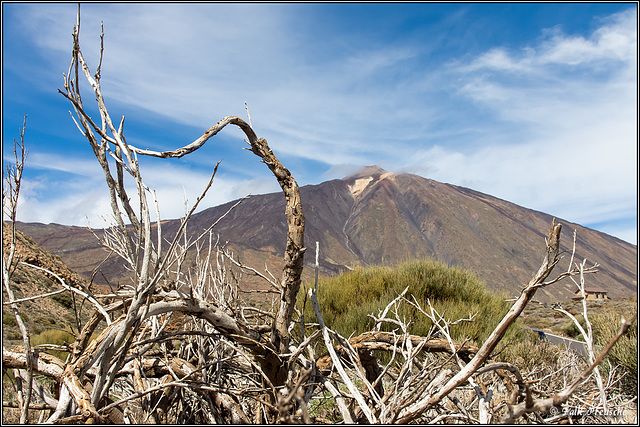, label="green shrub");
[5,330,22,340]
[299,259,520,346]
[31,328,75,346]
[3,313,17,327]
[497,329,561,370]
[555,315,587,340]
[34,315,58,327]
[31,328,76,361]
[520,316,553,330]
[52,291,74,308]
[592,311,637,396]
